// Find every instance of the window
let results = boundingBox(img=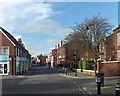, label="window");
[0,46,9,55]
[16,47,18,56]
[118,50,120,61]
[117,33,120,46]
[103,43,104,50]
[18,49,19,56]
[0,47,2,55]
